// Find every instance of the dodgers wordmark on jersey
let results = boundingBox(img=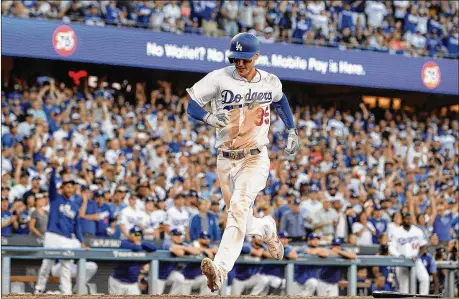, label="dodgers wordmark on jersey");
[389,225,427,258]
[187,66,283,150]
